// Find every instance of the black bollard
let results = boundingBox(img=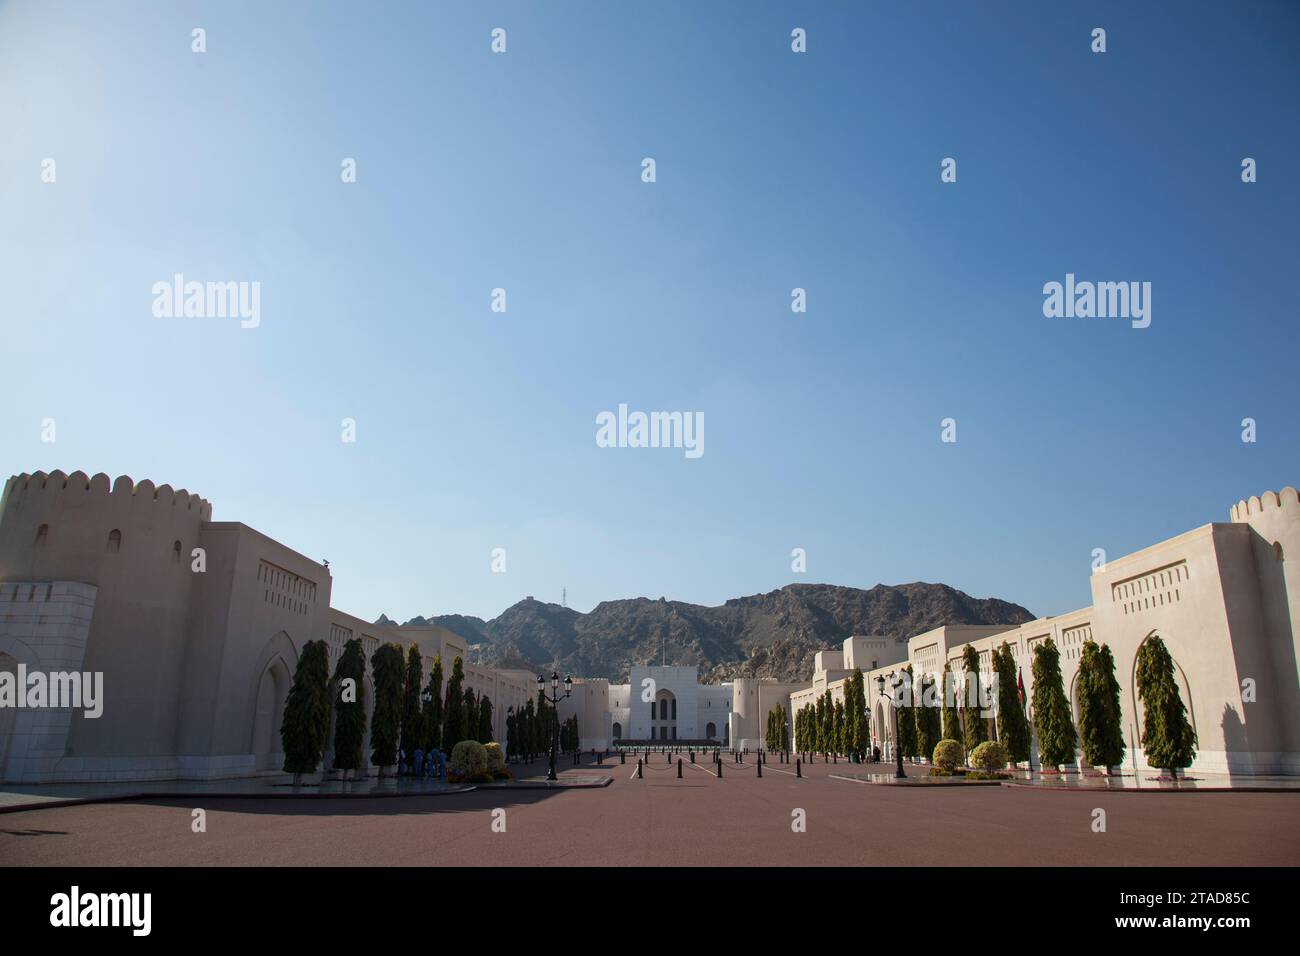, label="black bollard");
[597,751,603,765]
[796,758,802,778]
[756,759,762,778]
[690,750,695,764]
[717,758,722,778]
[833,754,837,764]
[620,751,625,765]
[677,758,683,778]
[636,758,643,779]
